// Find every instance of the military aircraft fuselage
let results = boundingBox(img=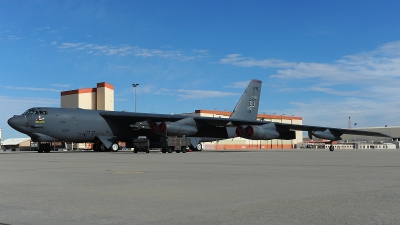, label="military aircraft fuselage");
[8,107,146,143]
[7,107,233,147]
